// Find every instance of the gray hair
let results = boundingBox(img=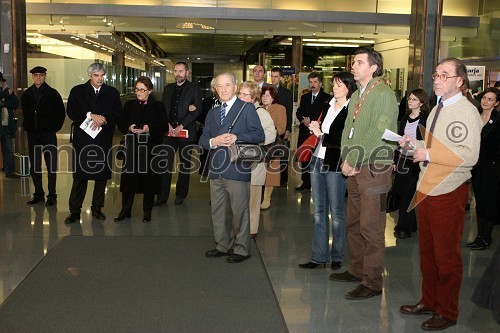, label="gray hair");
[214,72,237,86]
[87,63,106,76]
